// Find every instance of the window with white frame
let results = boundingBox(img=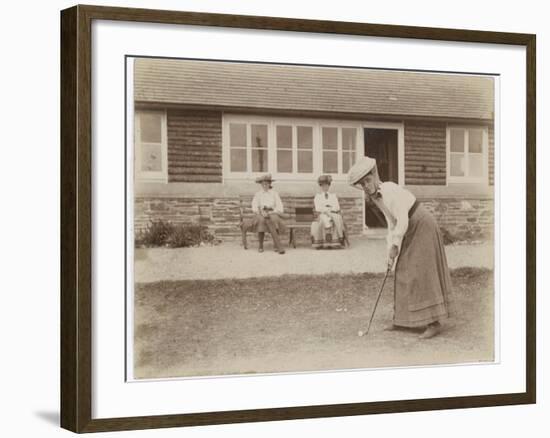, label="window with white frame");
[229,122,247,172]
[322,127,338,173]
[276,125,293,173]
[274,123,315,174]
[251,124,268,172]
[297,126,314,173]
[224,115,360,179]
[342,127,357,174]
[135,110,168,182]
[448,126,488,183]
